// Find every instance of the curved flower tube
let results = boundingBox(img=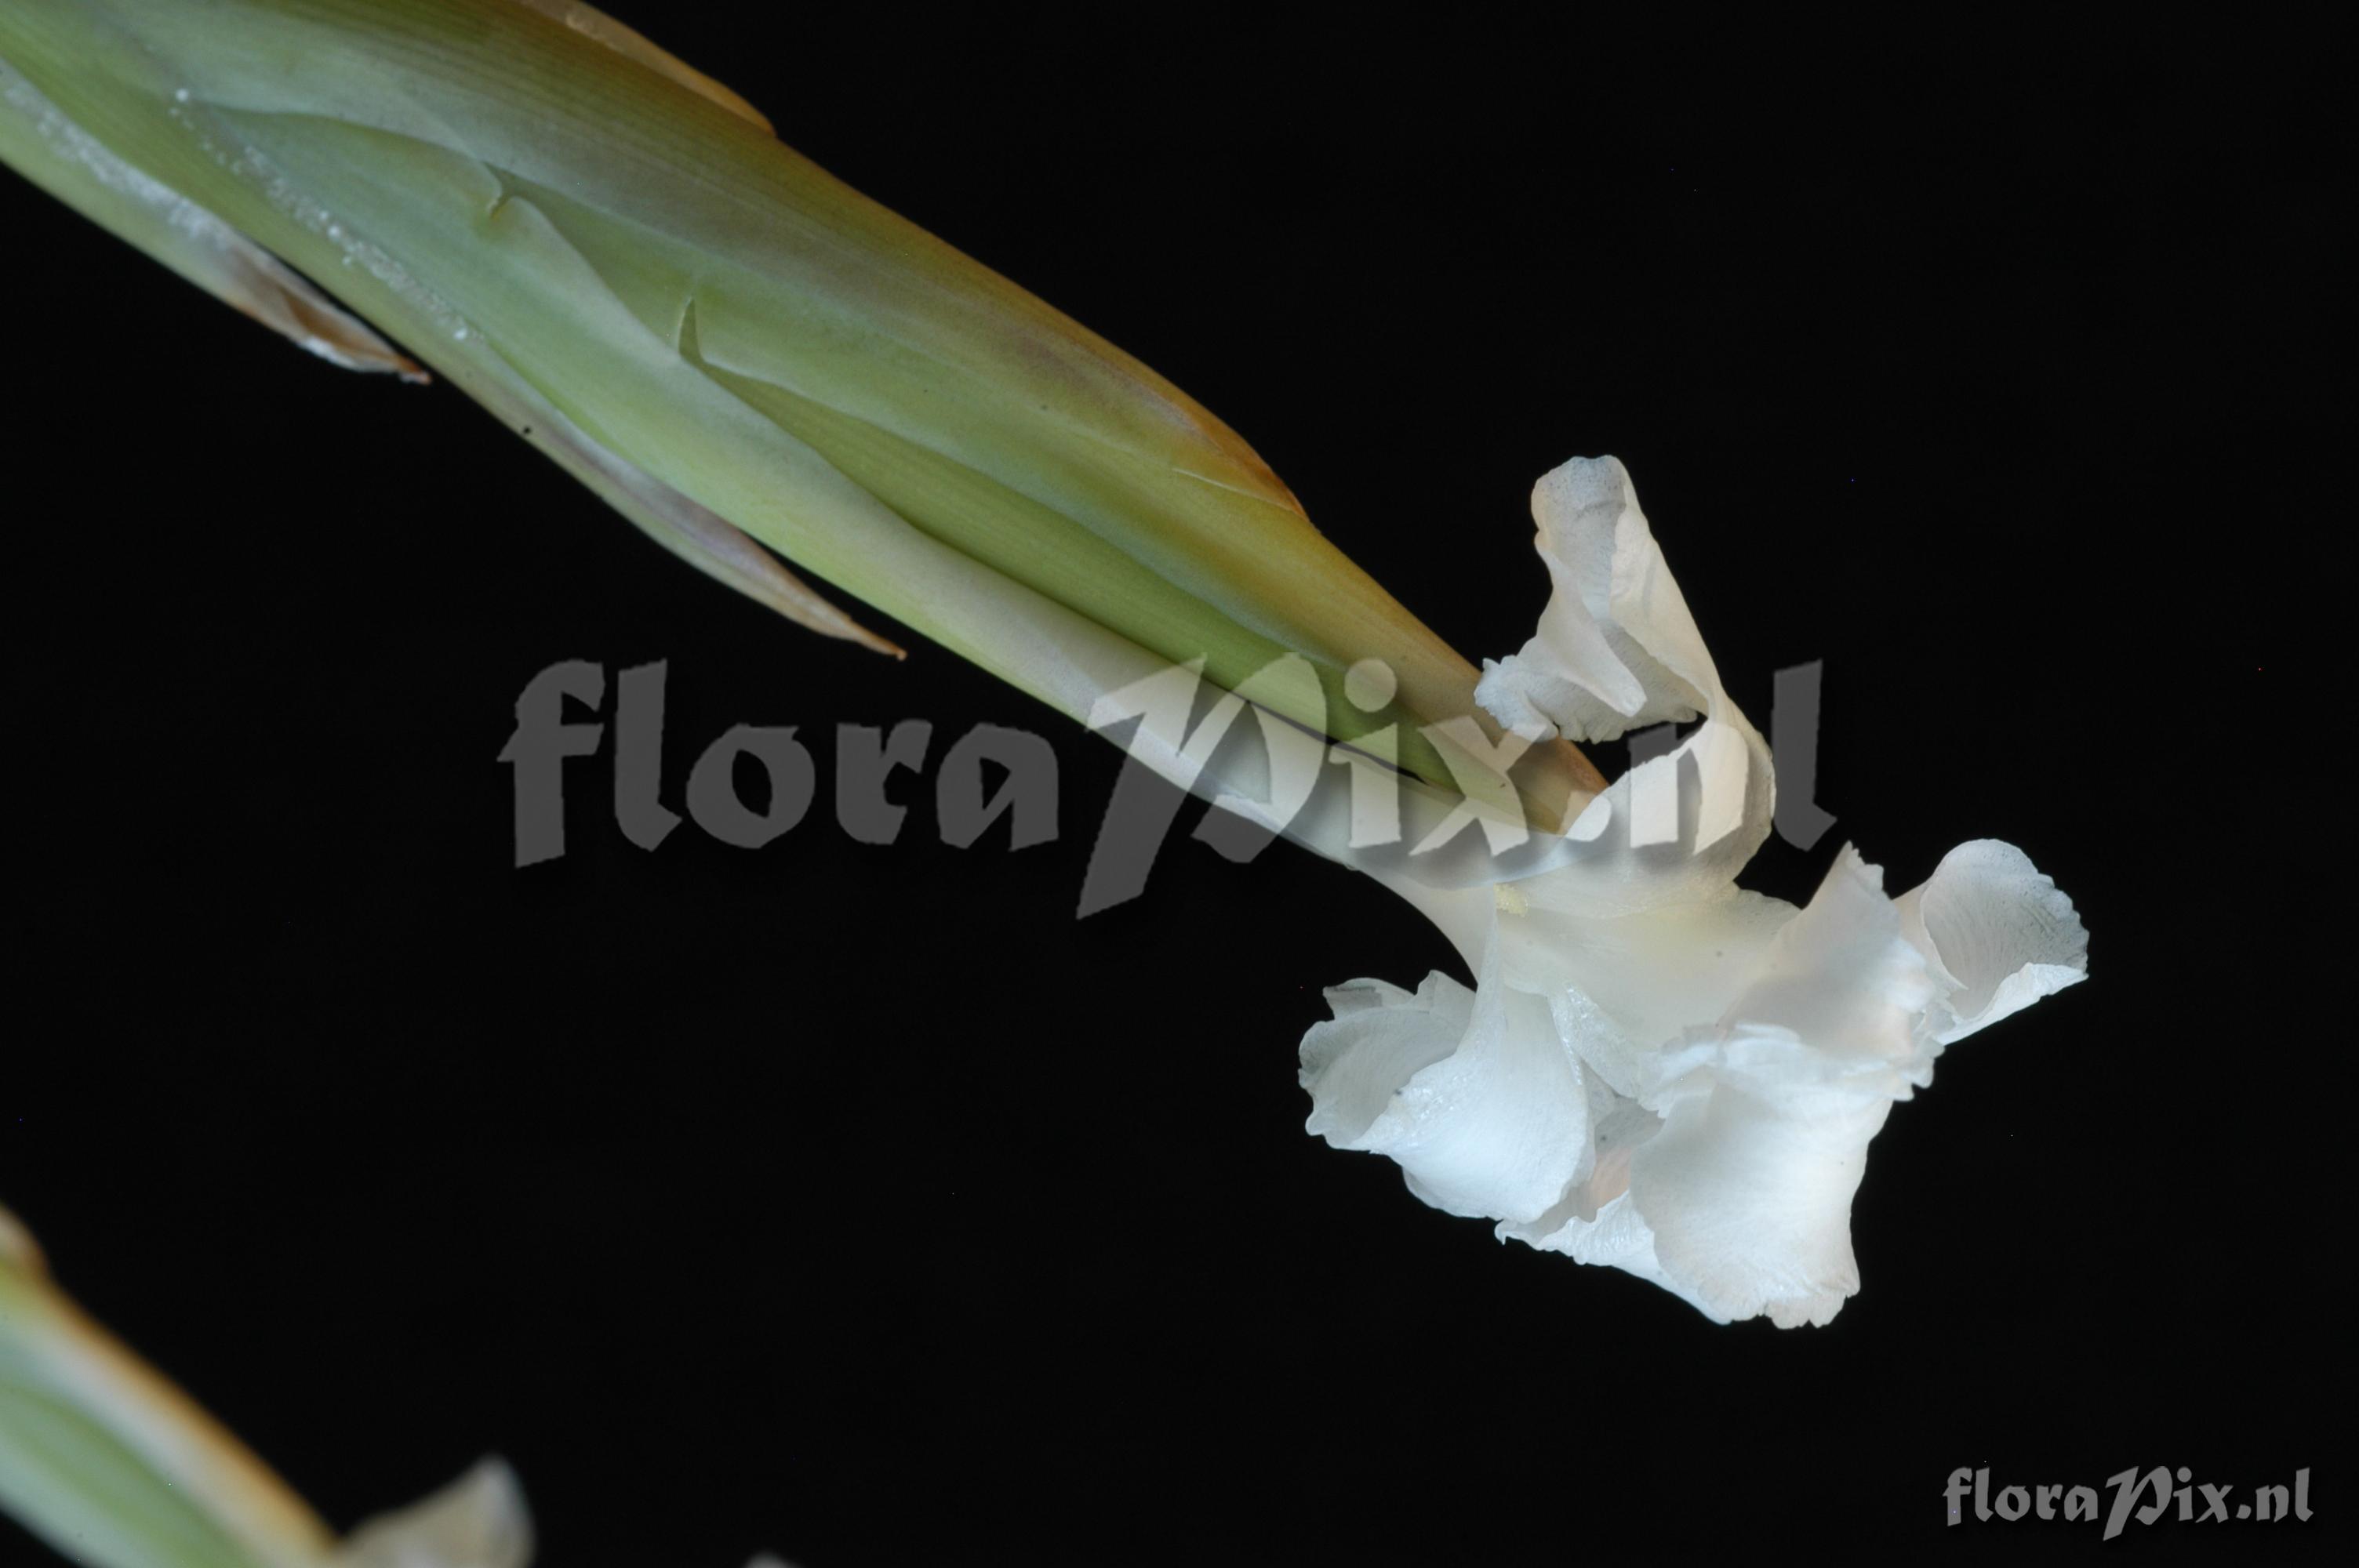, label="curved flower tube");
[1299,458,2088,1326]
